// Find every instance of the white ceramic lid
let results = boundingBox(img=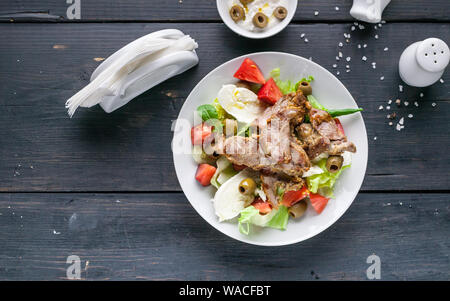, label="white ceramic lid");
[416,38,450,73]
